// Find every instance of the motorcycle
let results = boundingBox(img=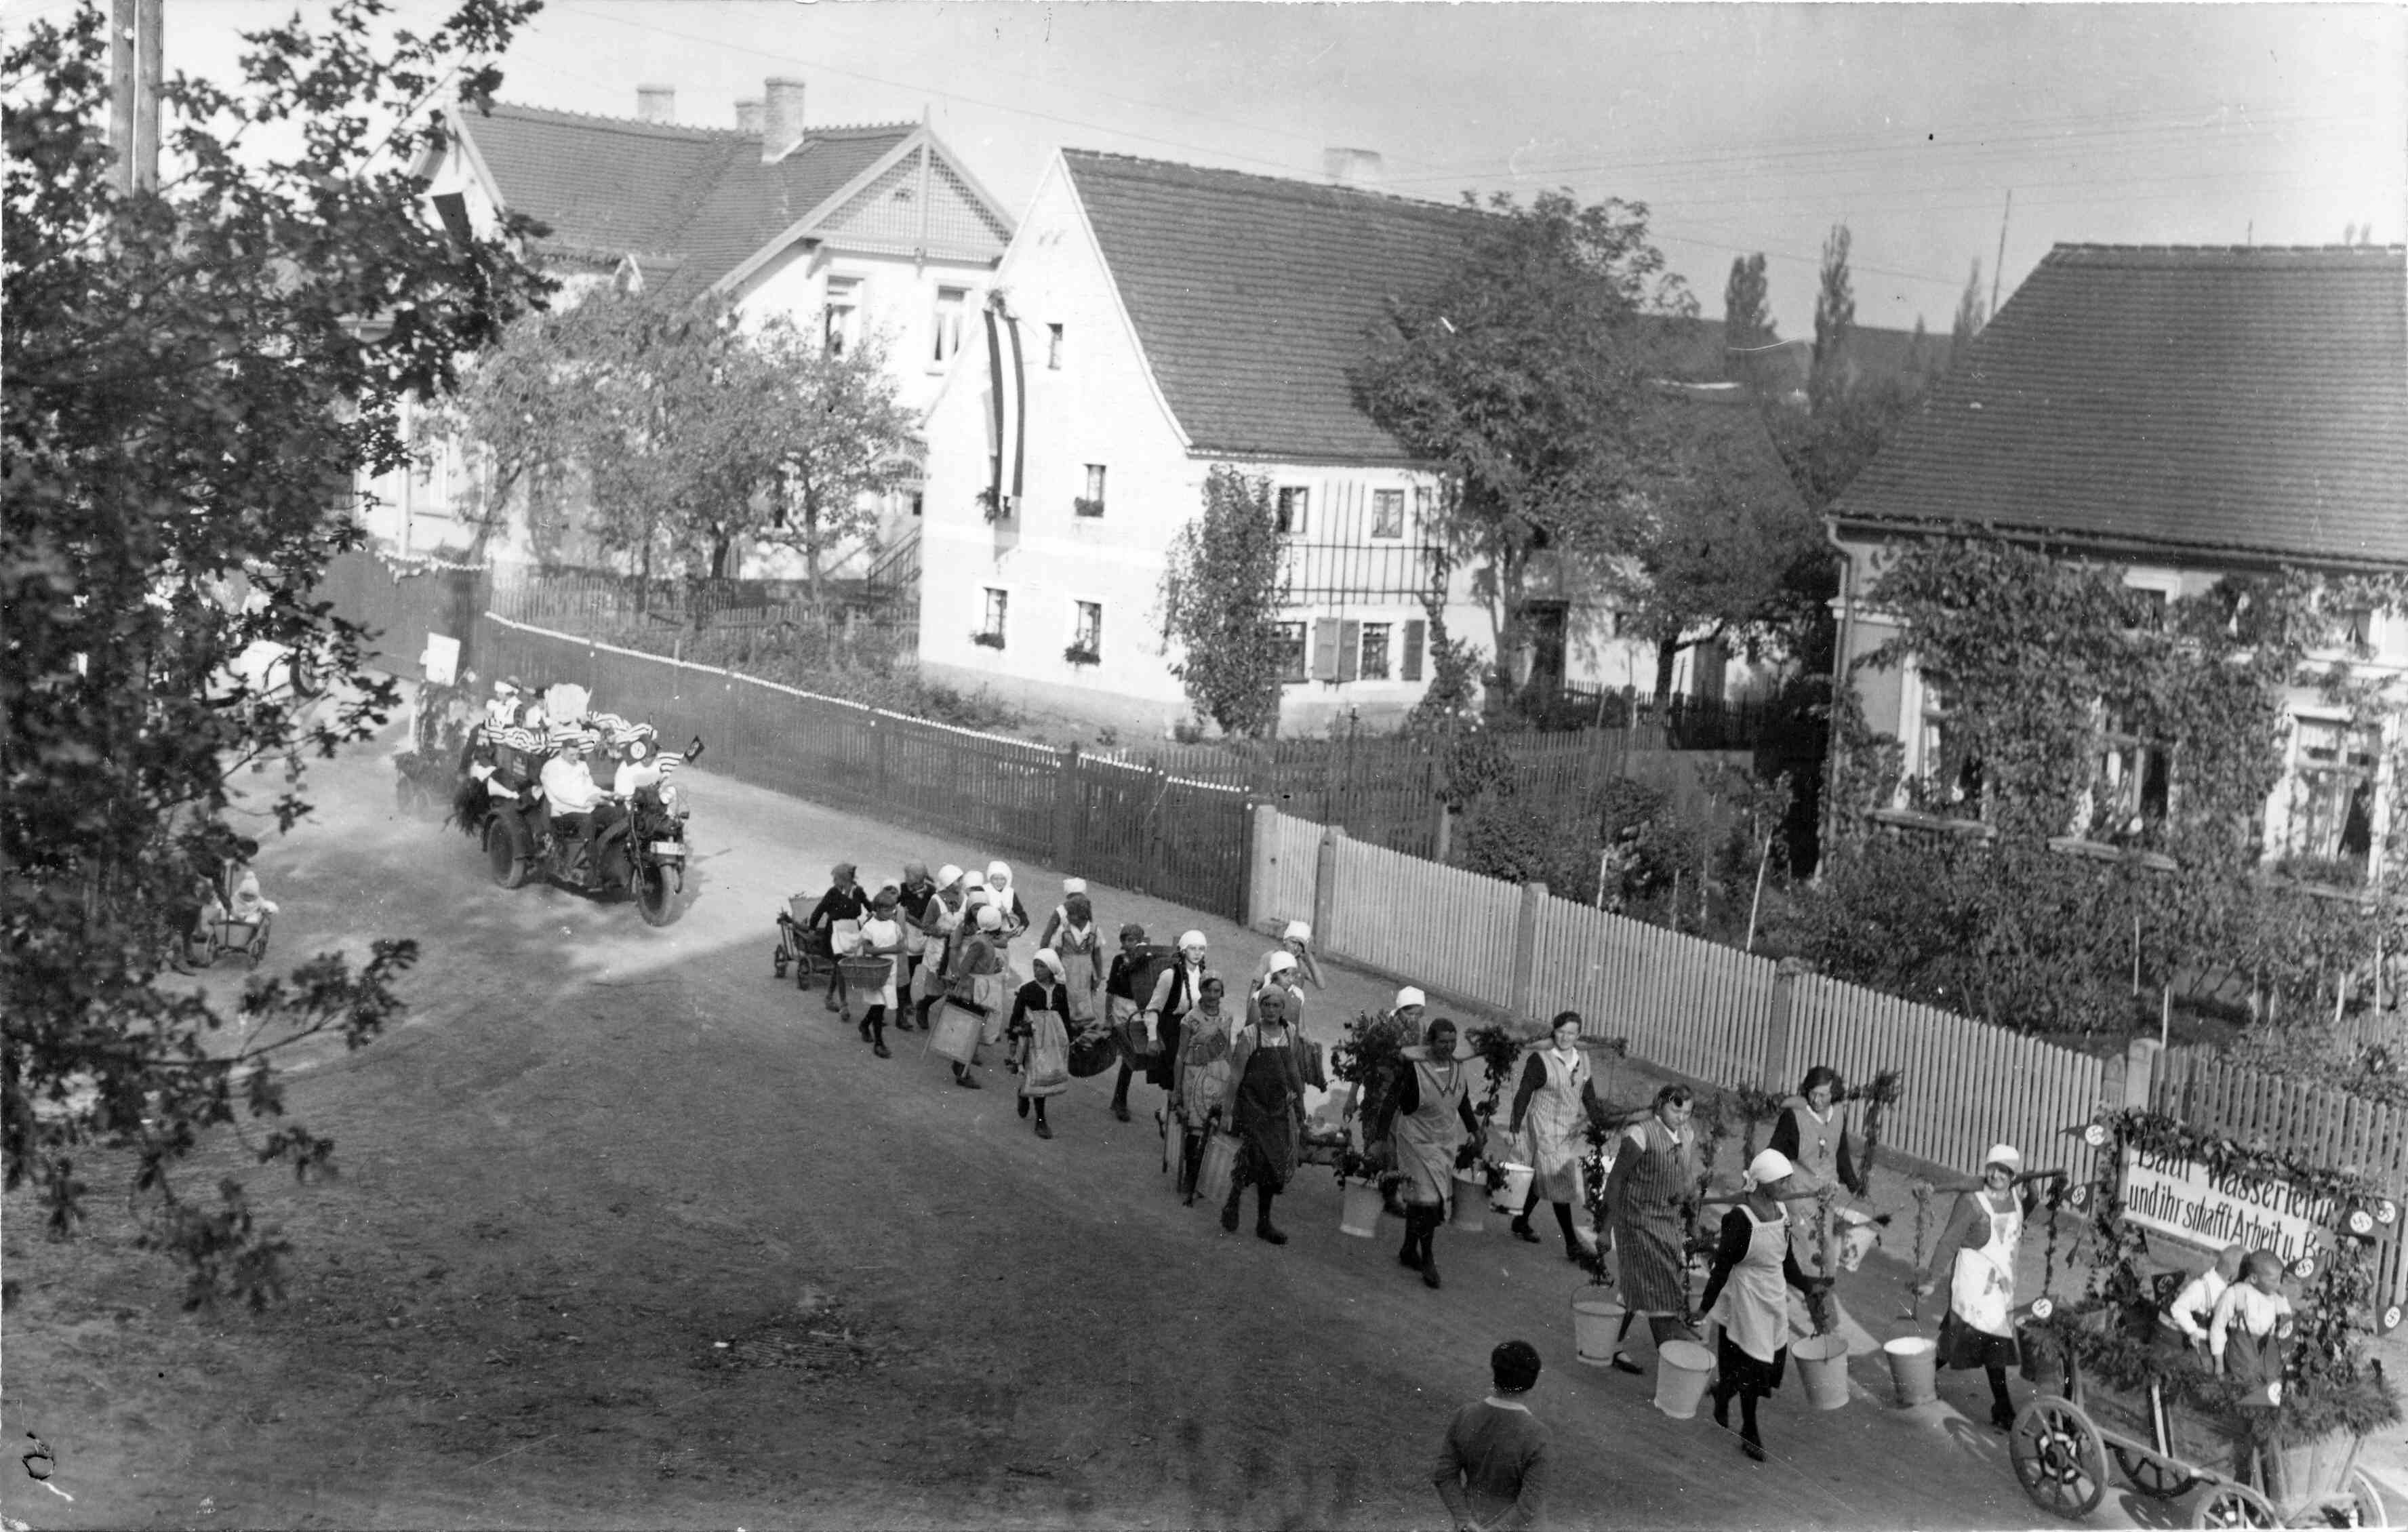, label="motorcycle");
[479,736,703,927]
